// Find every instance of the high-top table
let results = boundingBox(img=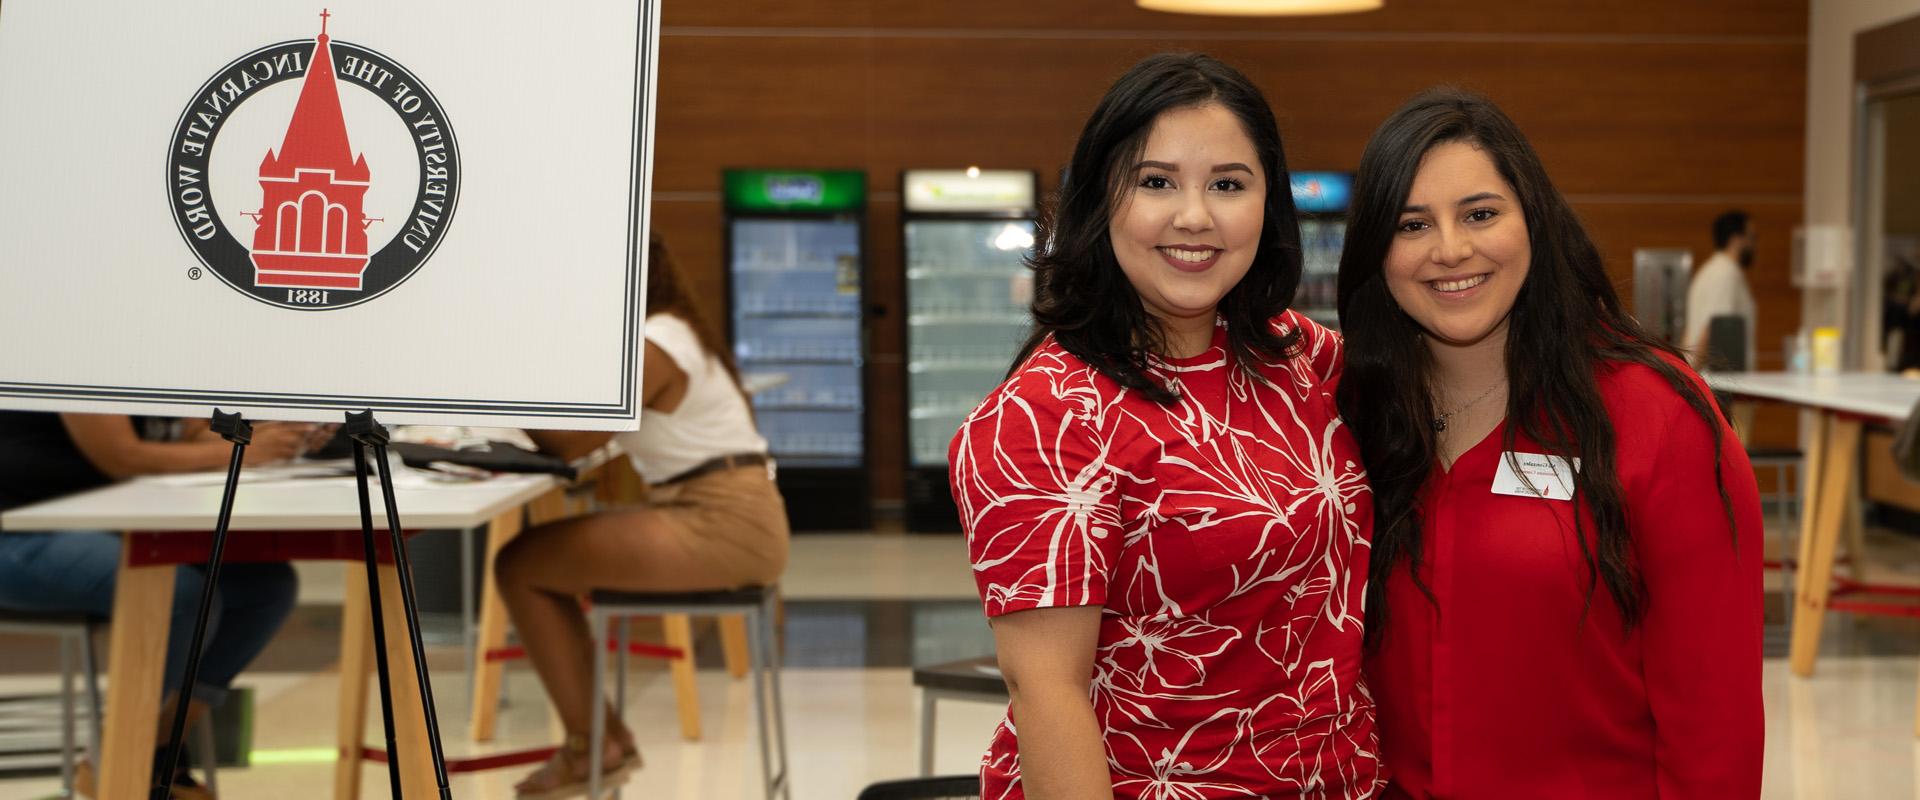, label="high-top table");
[1,465,562,799]
[1706,372,1920,692]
